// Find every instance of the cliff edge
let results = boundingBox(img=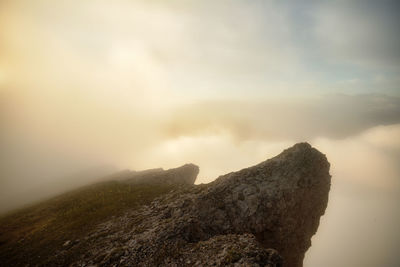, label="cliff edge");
[71,143,330,266]
[0,143,331,267]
